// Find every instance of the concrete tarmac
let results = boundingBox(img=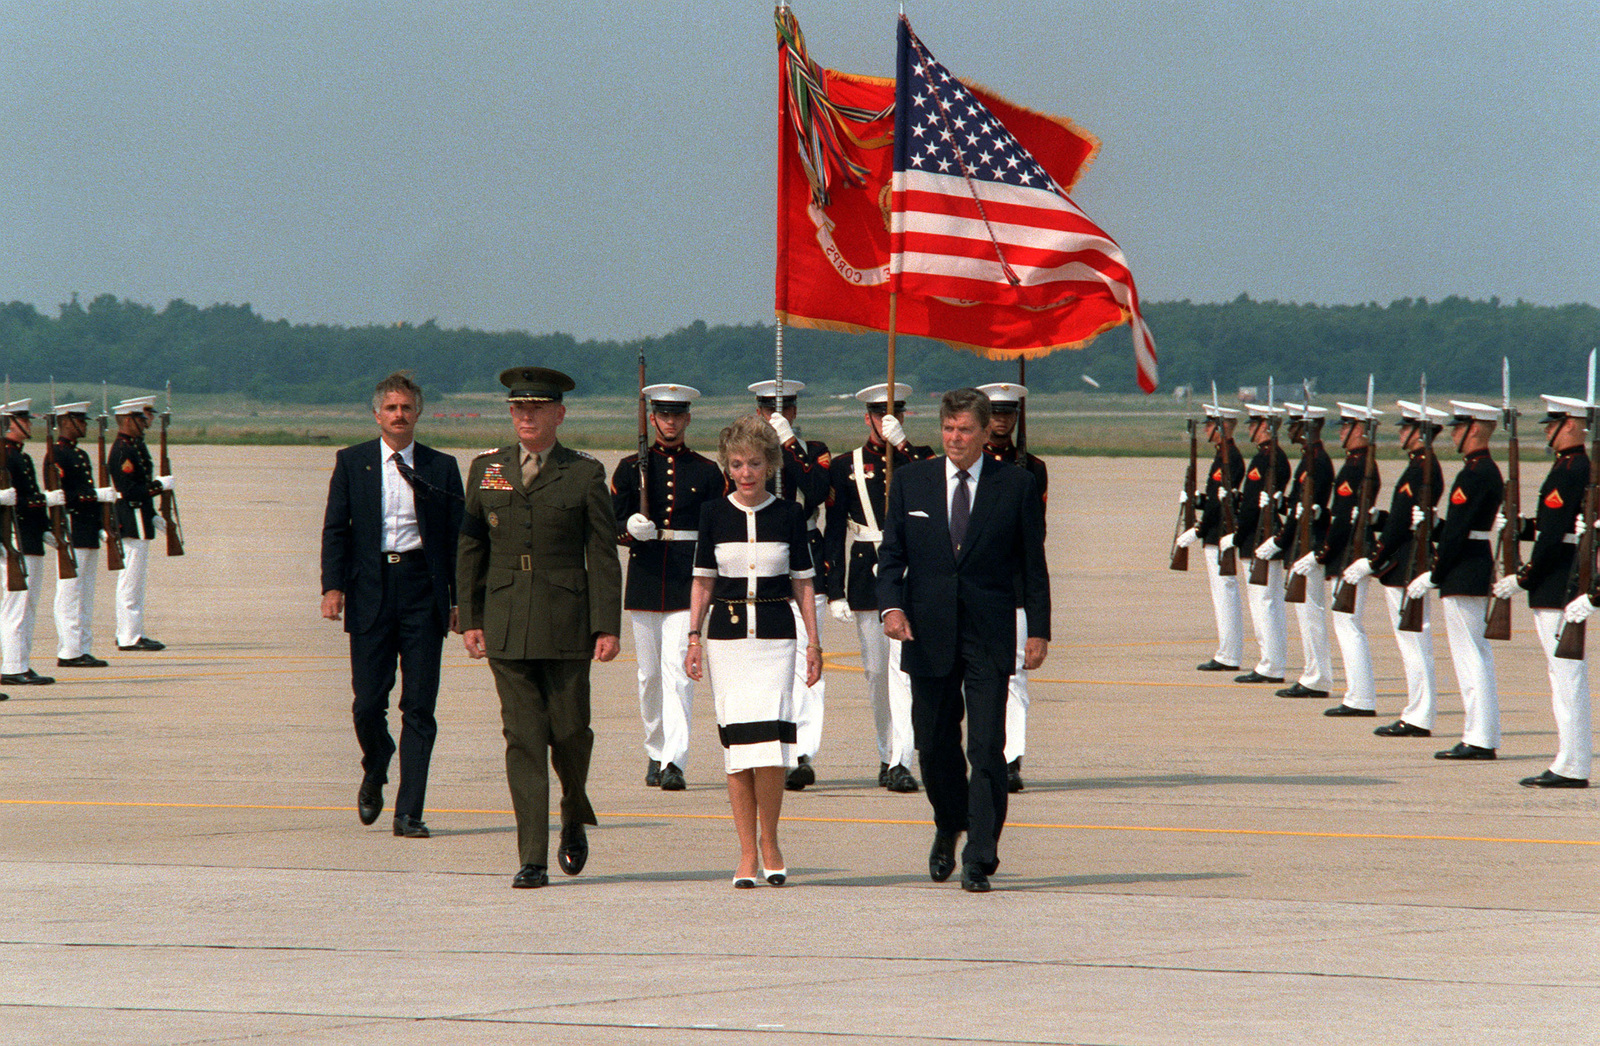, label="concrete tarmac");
[3,445,1597,1045]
